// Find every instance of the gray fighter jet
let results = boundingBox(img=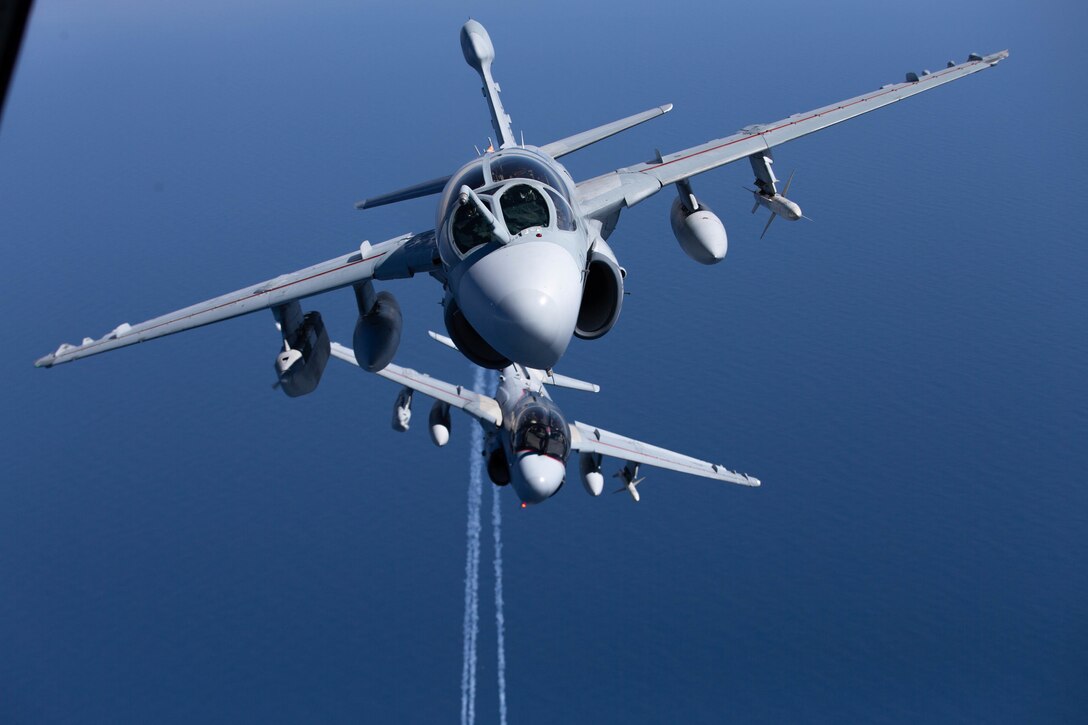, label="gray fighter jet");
[36,20,1008,395]
[330,332,759,506]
